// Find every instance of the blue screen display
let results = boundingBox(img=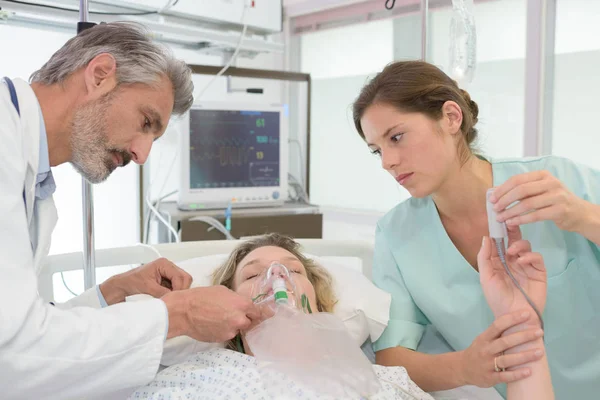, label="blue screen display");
[189,109,280,189]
